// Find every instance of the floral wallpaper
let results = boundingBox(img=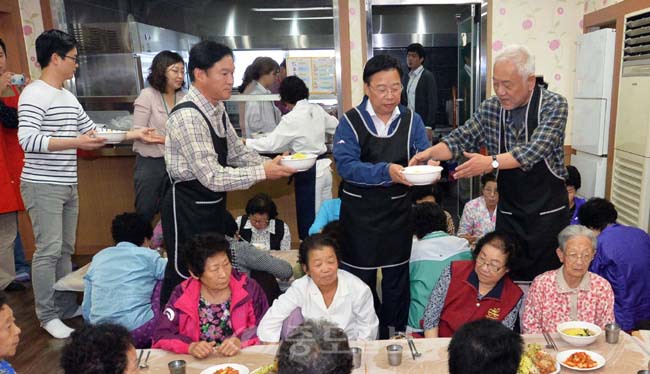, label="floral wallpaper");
[348,1,366,107]
[17,0,44,79]
[491,0,586,144]
[584,0,624,13]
